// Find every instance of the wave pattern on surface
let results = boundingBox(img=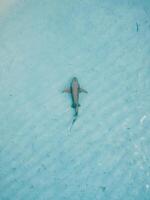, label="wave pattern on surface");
[0,0,150,200]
